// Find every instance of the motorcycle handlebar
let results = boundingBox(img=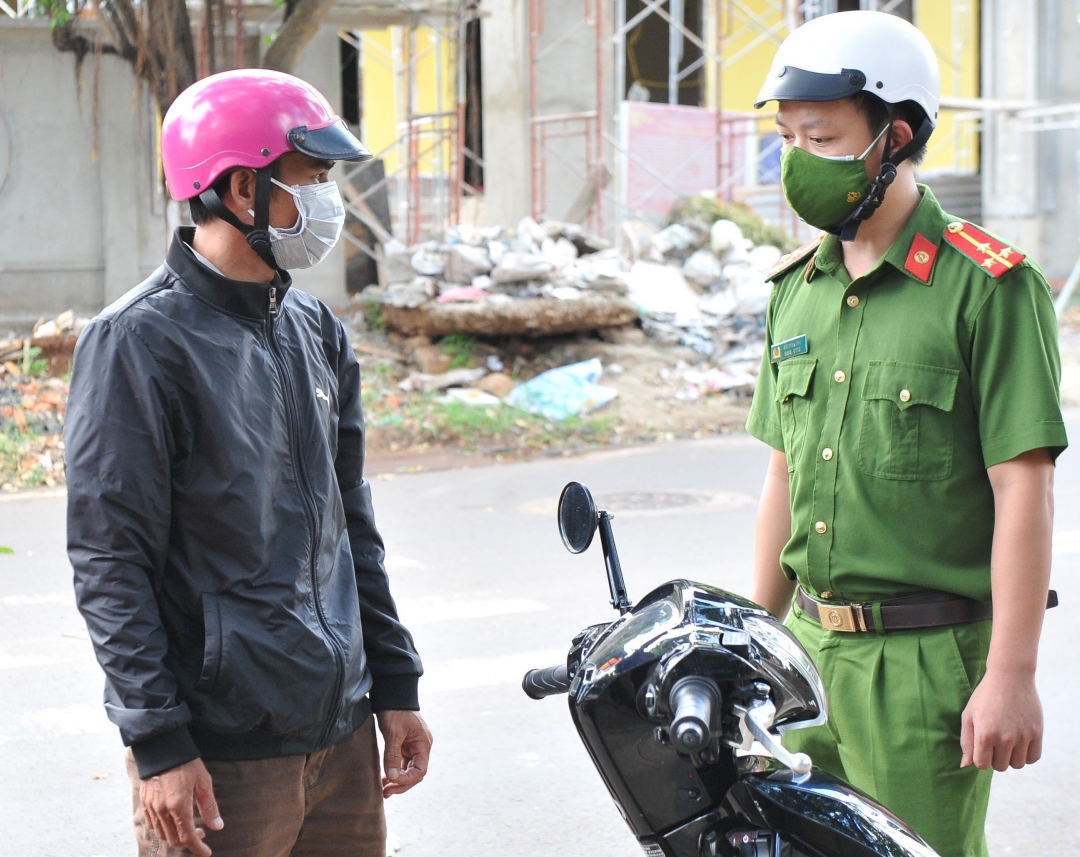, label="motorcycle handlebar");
[522,663,571,699]
[669,677,721,753]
